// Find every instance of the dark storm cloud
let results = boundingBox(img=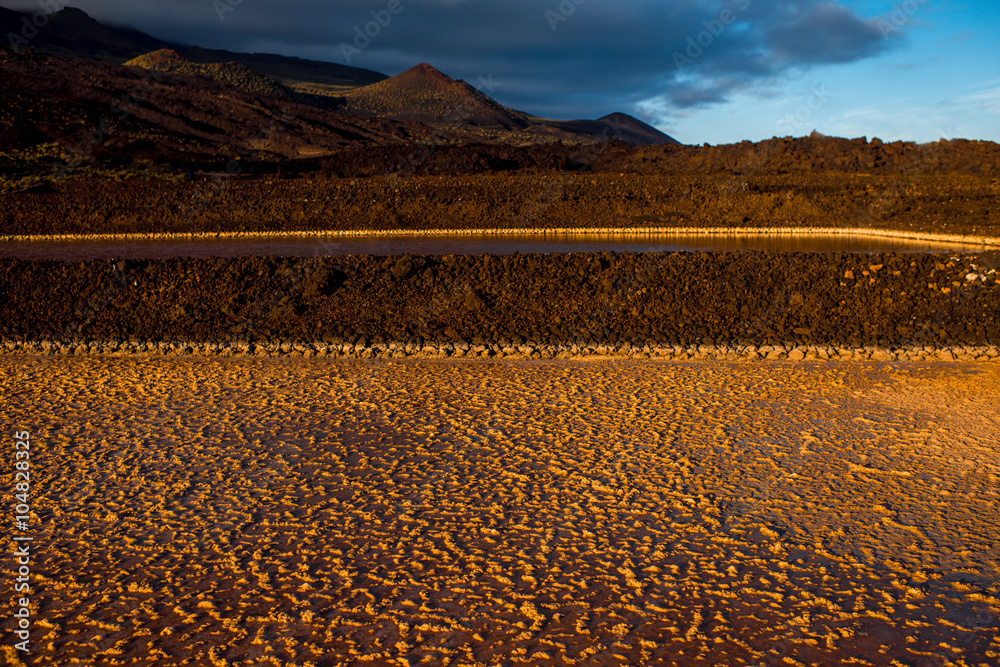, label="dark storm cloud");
[762,1,887,65]
[35,0,899,119]
[667,84,731,109]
